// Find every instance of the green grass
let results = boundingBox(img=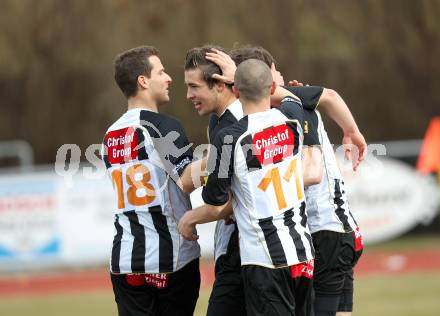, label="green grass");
[1,234,439,316]
[0,291,117,316]
[353,272,440,316]
[1,273,439,316]
[0,289,210,316]
[195,288,210,316]
[0,288,209,316]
